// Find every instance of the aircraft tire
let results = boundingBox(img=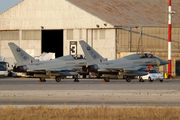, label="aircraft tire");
[55,77,61,82]
[160,79,163,82]
[104,77,110,82]
[126,77,131,82]
[74,78,79,82]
